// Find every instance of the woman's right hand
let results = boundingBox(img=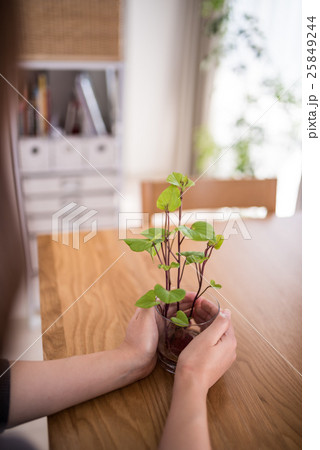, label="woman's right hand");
[175,304,237,394]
